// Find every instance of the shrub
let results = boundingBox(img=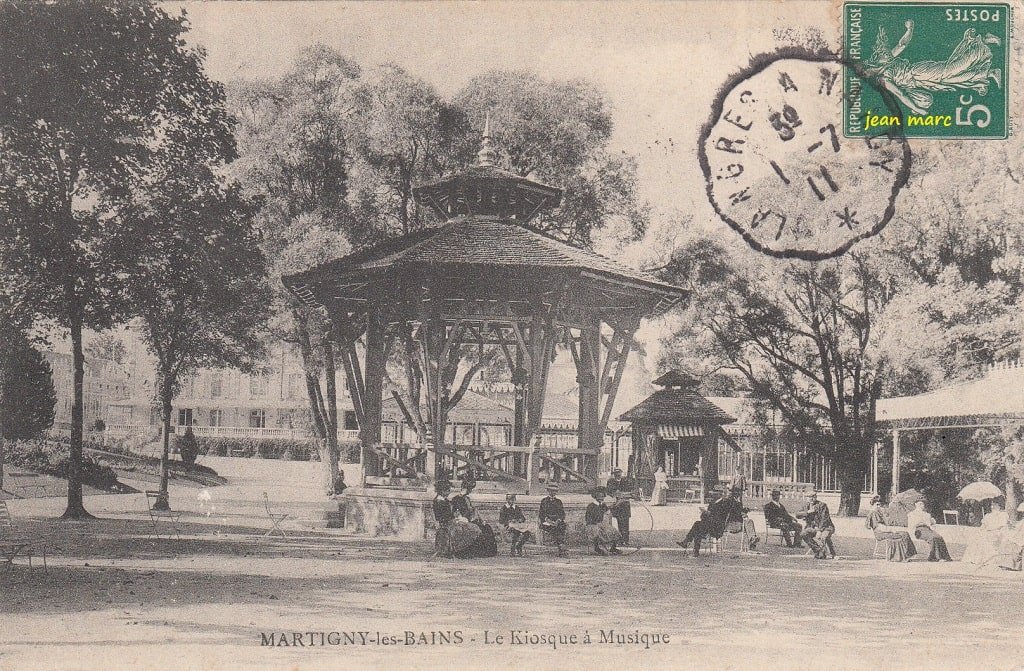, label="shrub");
[193,436,320,461]
[176,427,200,466]
[6,438,127,492]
